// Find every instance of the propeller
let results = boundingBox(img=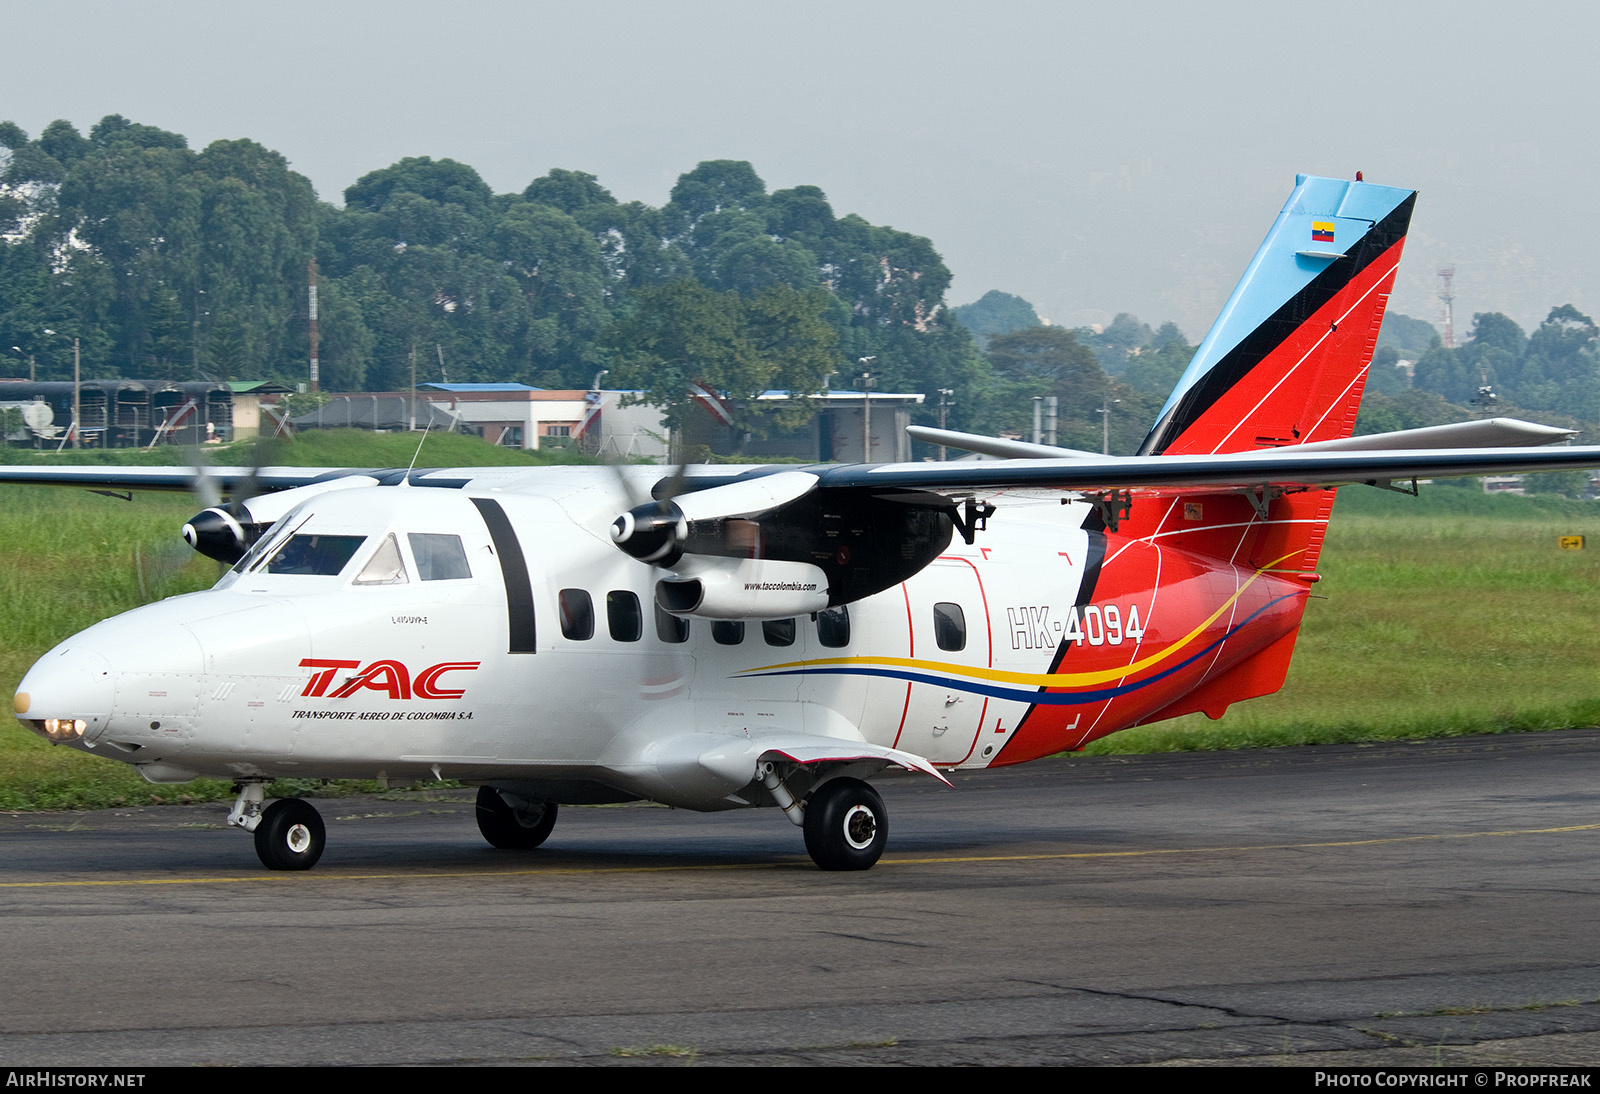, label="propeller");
[180,433,291,565]
[130,440,269,601]
[609,471,820,568]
